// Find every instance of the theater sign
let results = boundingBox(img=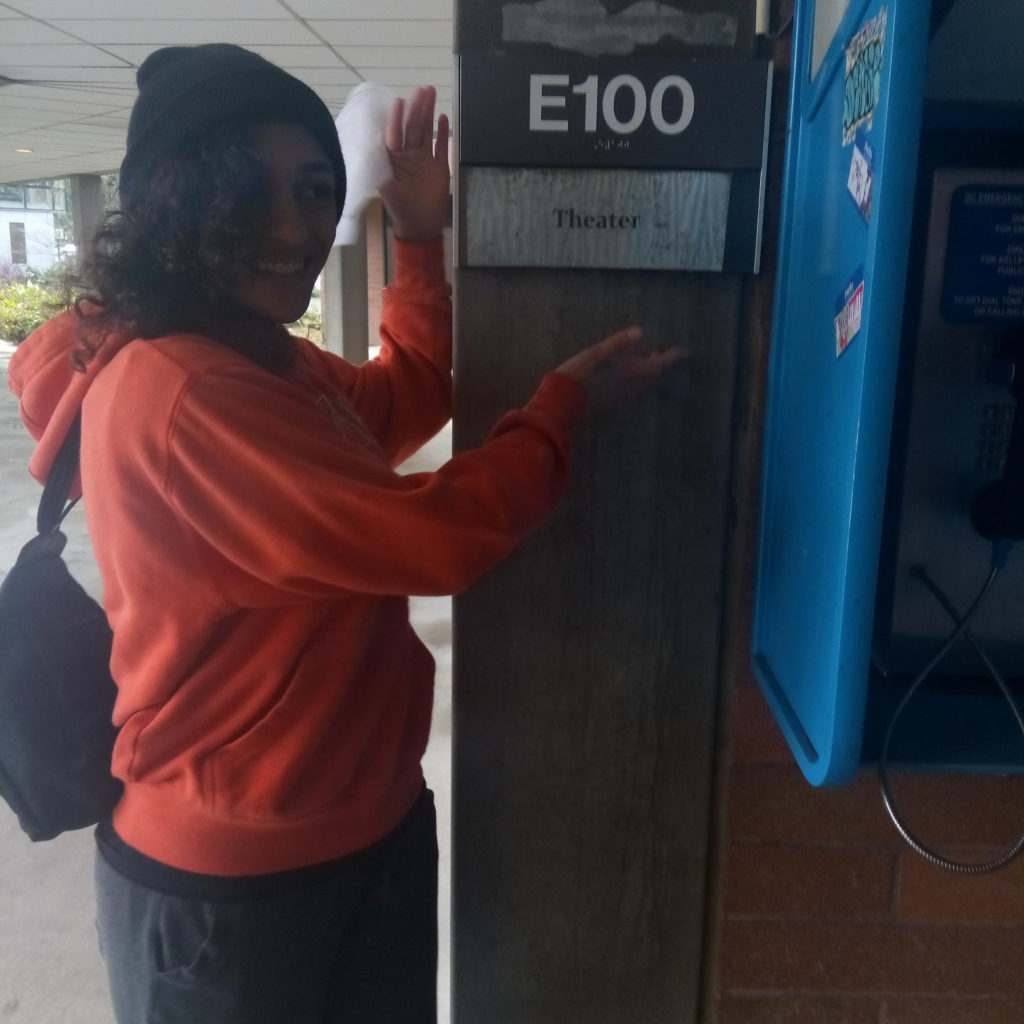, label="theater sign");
[459,54,772,272]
